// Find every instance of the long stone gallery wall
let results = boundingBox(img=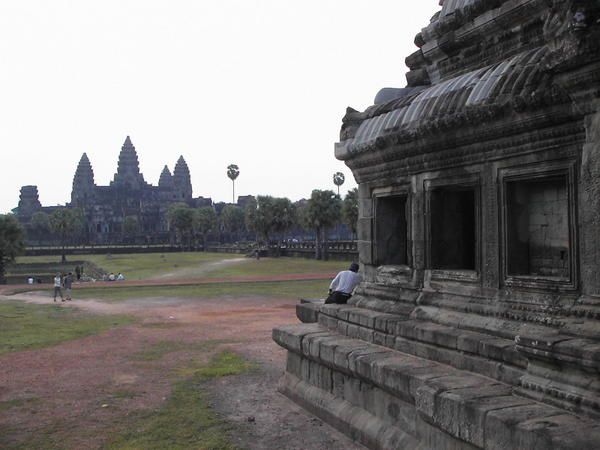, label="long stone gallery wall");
[274,1,600,448]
